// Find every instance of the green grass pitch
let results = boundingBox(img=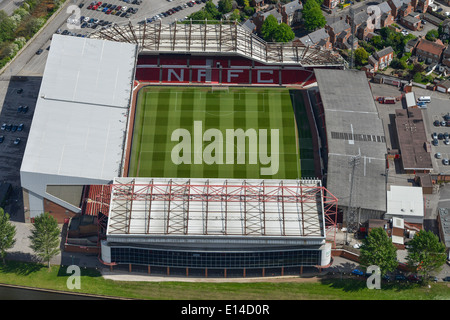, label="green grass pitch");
[128,86,315,180]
